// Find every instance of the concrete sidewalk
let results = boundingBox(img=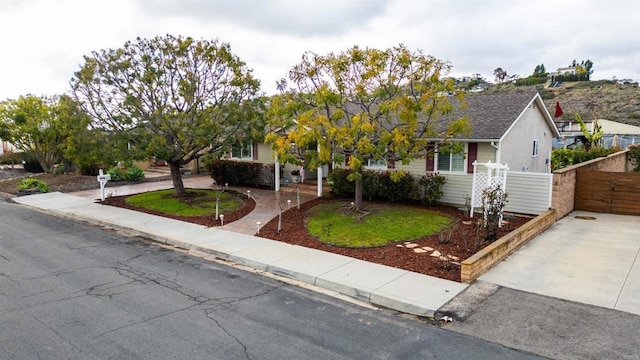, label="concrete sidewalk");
[12,190,467,317]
